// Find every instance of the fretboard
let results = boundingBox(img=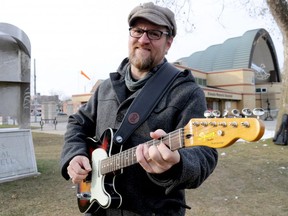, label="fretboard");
[100,128,184,175]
